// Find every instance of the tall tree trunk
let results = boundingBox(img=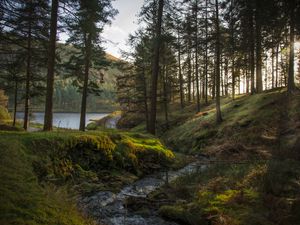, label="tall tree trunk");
[264,55,267,89]
[13,81,18,127]
[163,65,169,127]
[142,66,149,130]
[275,44,279,88]
[178,31,184,109]
[187,47,192,102]
[230,0,235,100]
[79,33,92,131]
[192,55,195,101]
[44,0,59,131]
[195,0,200,112]
[23,1,32,131]
[212,65,216,99]
[249,5,255,94]
[215,0,222,123]
[204,0,208,104]
[246,68,249,93]
[255,0,263,93]
[221,55,224,96]
[288,0,296,94]
[148,0,164,134]
[271,47,275,89]
[225,58,229,96]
